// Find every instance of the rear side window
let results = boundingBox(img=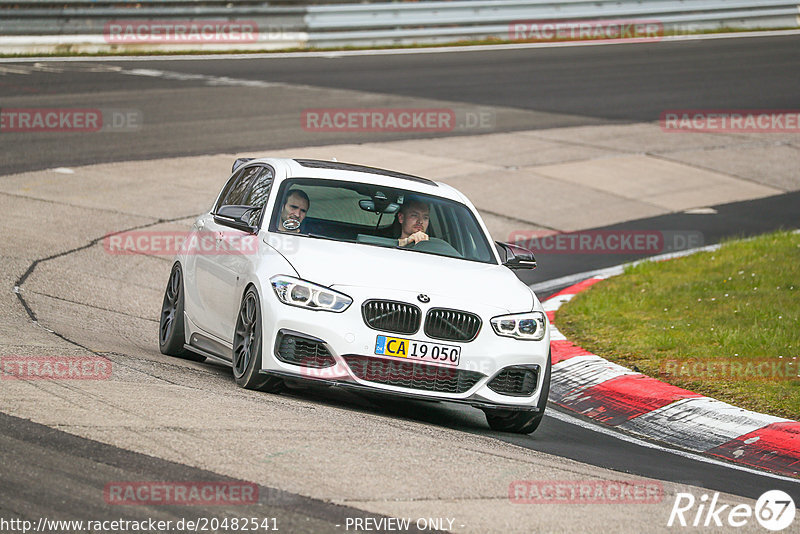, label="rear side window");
[243,167,274,209]
[218,166,261,208]
[214,165,275,227]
